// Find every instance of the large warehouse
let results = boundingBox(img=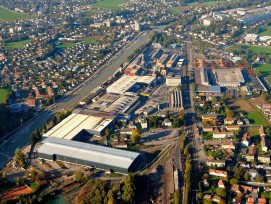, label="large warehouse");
[43,108,115,138]
[37,137,141,174]
[213,68,244,87]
